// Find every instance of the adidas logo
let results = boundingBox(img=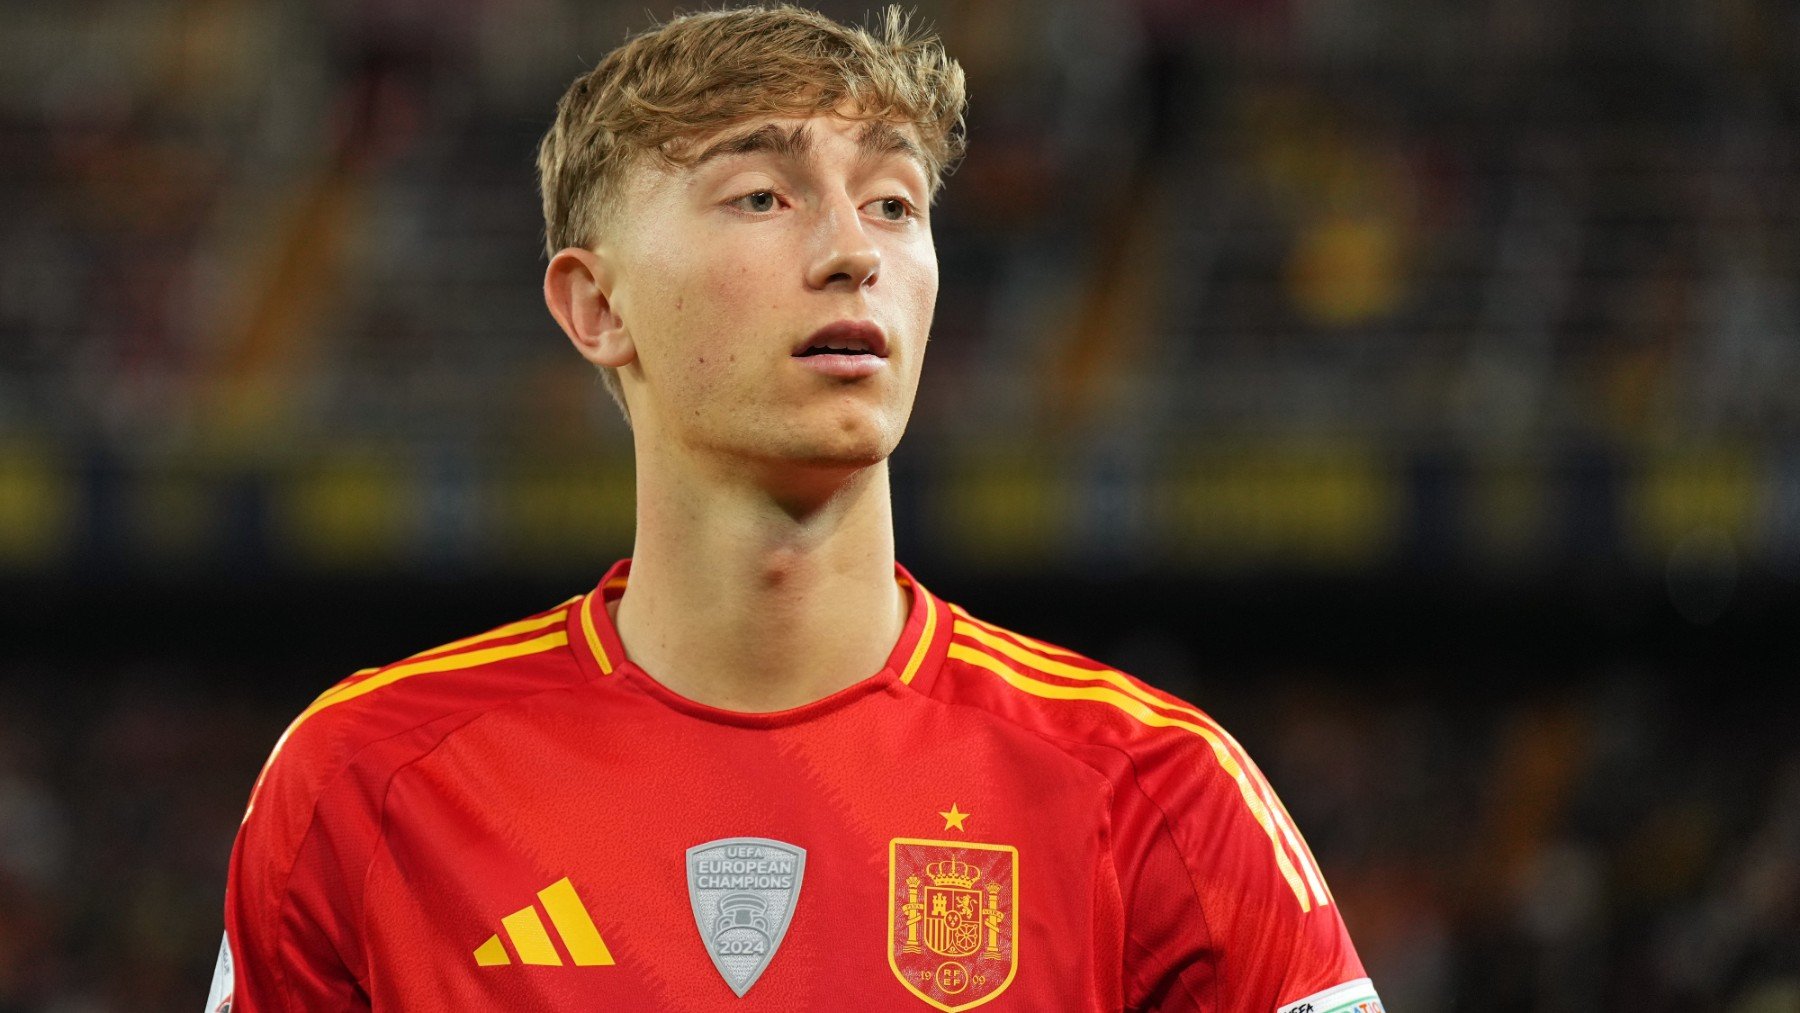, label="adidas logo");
[474,877,615,967]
